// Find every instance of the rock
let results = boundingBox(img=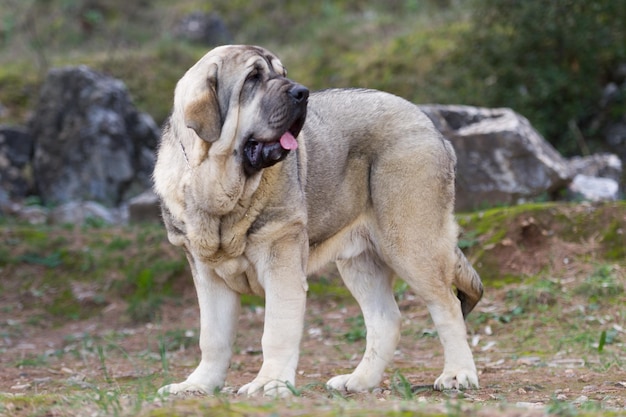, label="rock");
[419,105,572,211]
[14,205,48,225]
[0,188,8,210]
[5,200,128,226]
[127,189,161,223]
[30,66,158,207]
[49,201,125,225]
[174,12,232,45]
[568,153,622,182]
[605,118,626,176]
[600,82,621,108]
[568,174,619,202]
[605,120,626,148]
[0,126,35,201]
